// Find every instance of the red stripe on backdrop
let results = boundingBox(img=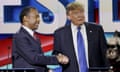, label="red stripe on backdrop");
[118,0,120,20]
[0,34,54,66]
[37,34,54,52]
[0,38,12,66]
[94,8,99,24]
